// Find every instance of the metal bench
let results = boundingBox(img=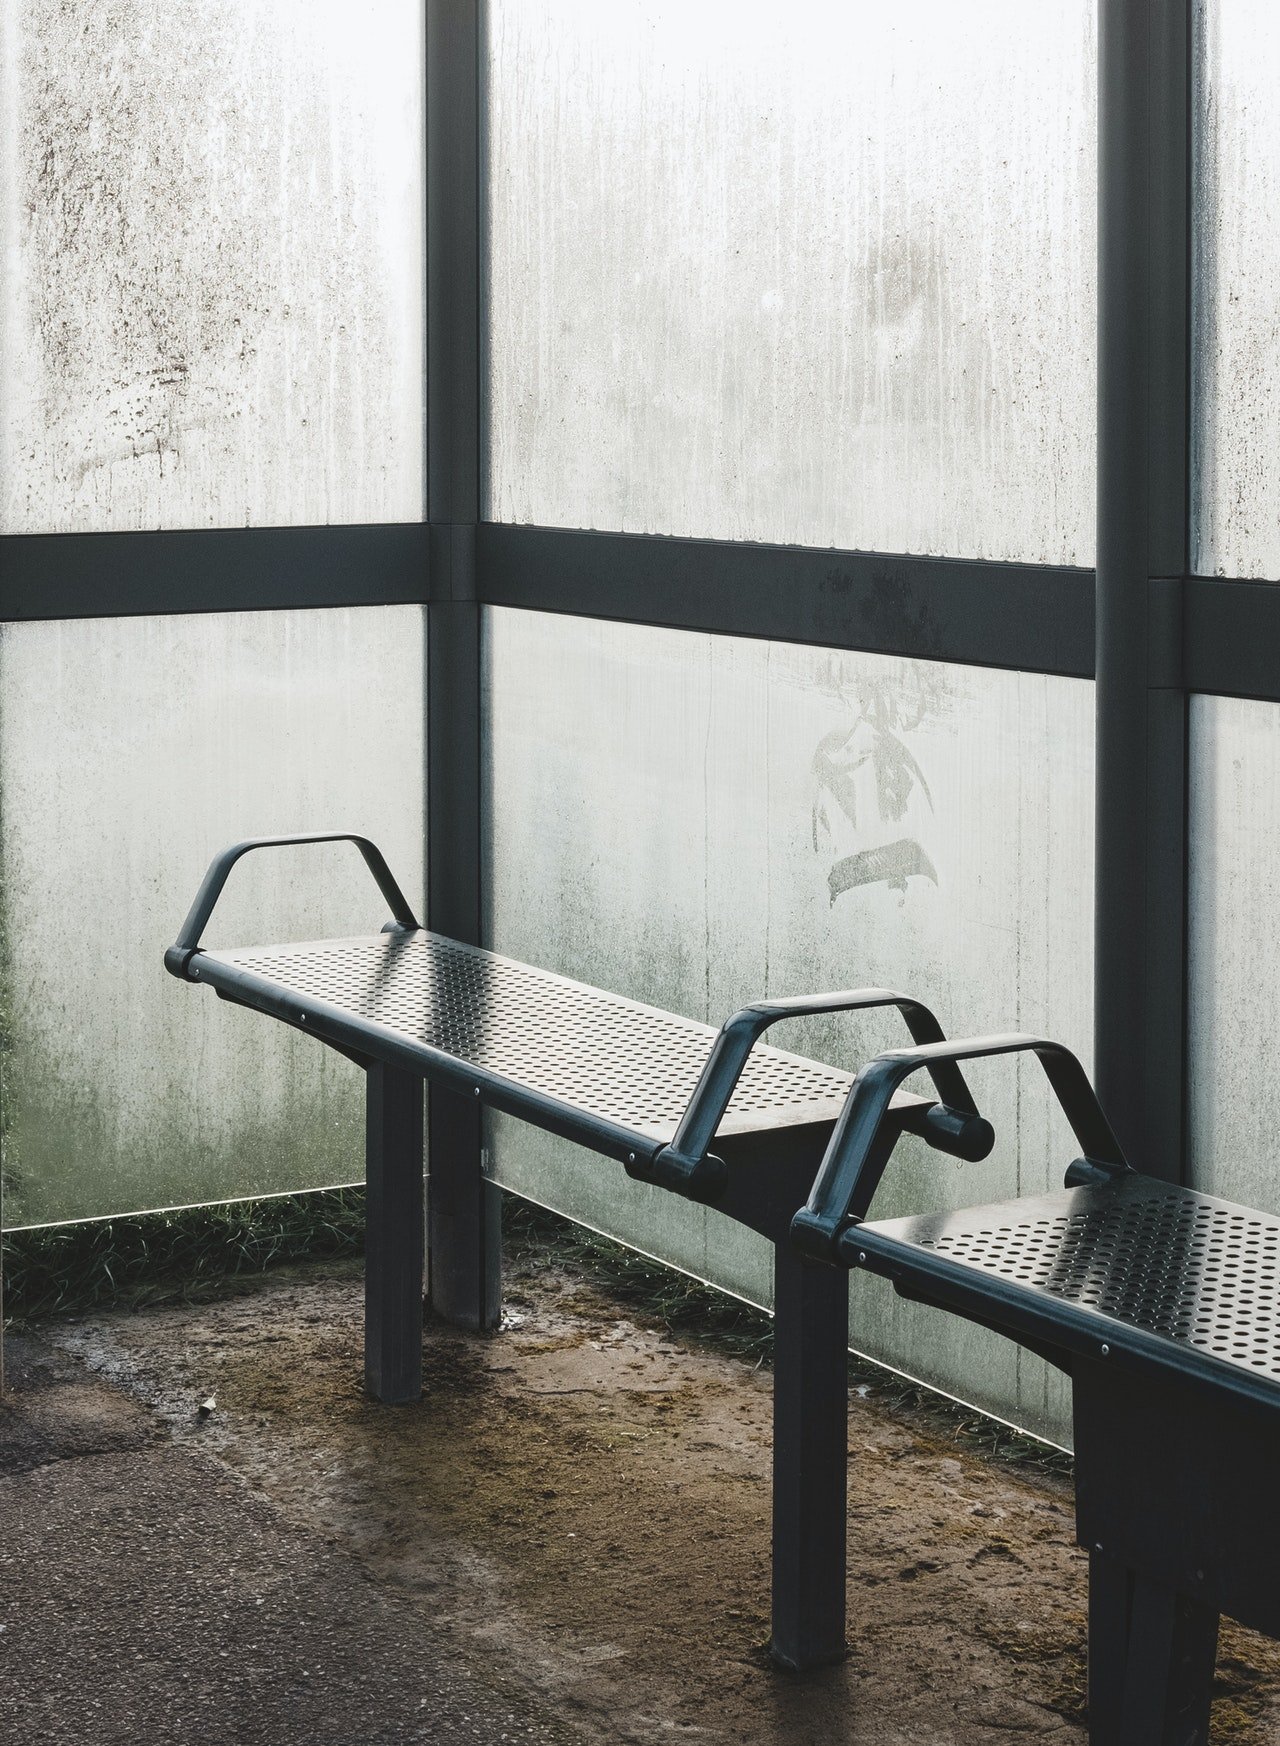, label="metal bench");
[164,833,994,1671]
[794,1033,1280,1744]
